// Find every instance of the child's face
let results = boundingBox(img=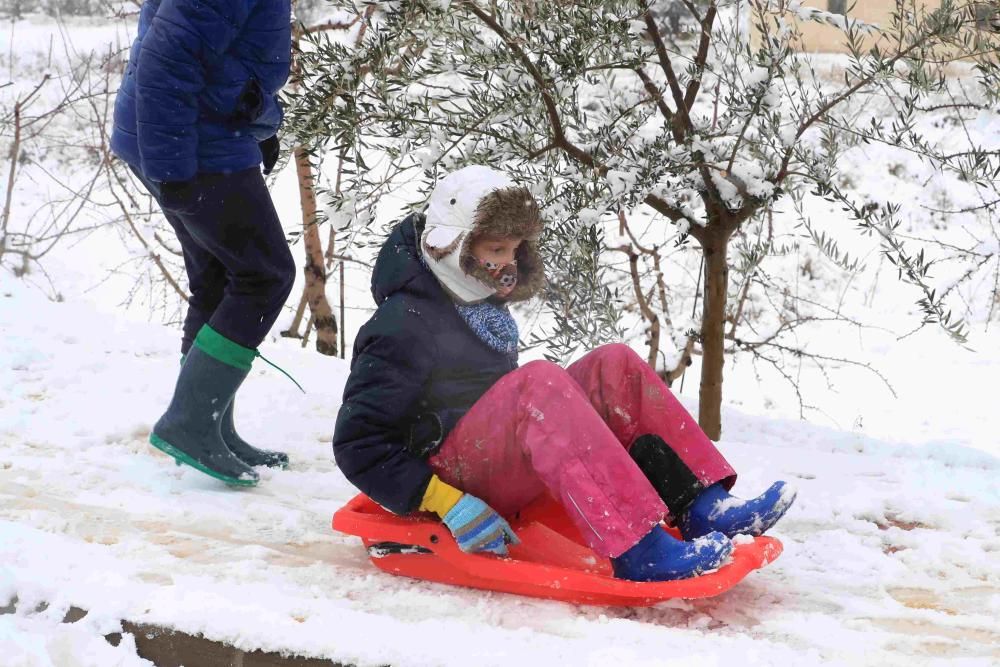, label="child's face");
[470,235,523,298]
